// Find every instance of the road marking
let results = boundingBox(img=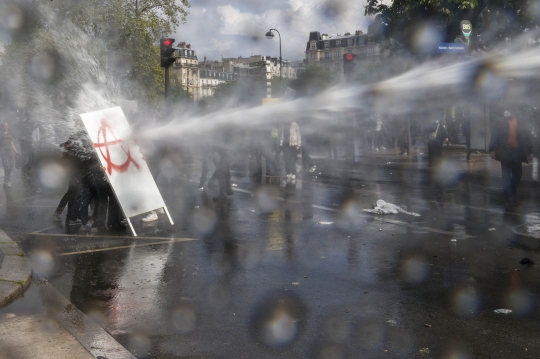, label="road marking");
[57,237,198,256]
[232,188,253,195]
[31,230,196,241]
[234,188,476,239]
[5,192,50,204]
[7,205,57,208]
